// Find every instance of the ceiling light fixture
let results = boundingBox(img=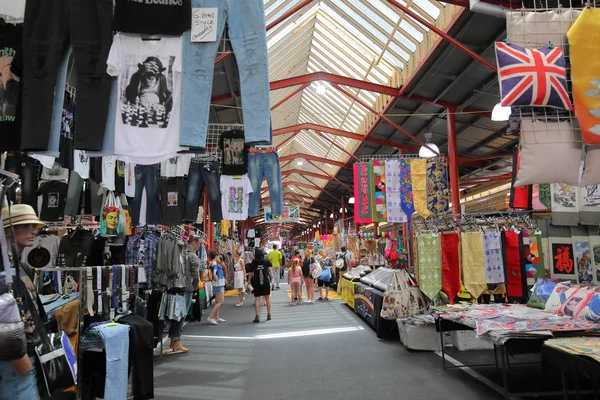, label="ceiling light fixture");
[419,132,439,158]
[329,213,334,218]
[297,160,303,166]
[348,197,355,204]
[491,103,511,121]
[315,82,327,95]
